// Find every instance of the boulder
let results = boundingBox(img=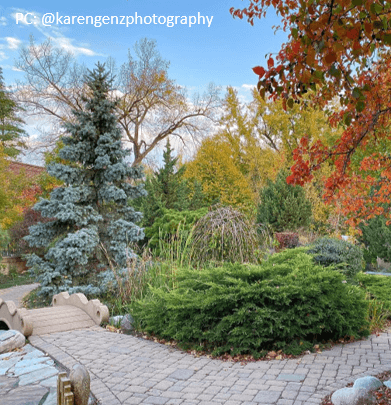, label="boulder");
[353,376,383,391]
[120,314,134,334]
[109,314,134,334]
[0,330,25,354]
[331,387,376,405]
[331,376,383,405]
